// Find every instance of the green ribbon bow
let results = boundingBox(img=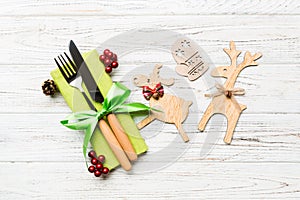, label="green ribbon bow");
[60,82,153,162]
